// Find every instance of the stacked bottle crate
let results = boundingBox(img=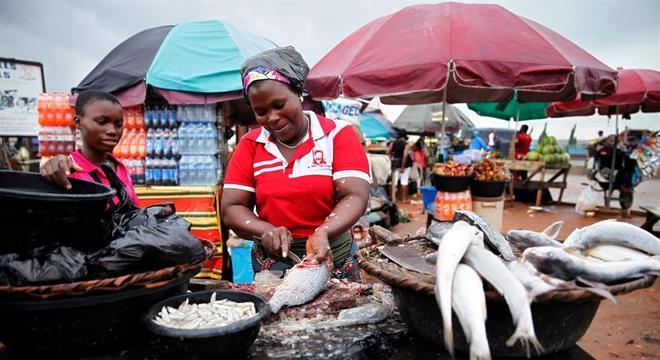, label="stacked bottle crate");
[37,93,75,157]
[176,104,219,187]
[113,106,146,185]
